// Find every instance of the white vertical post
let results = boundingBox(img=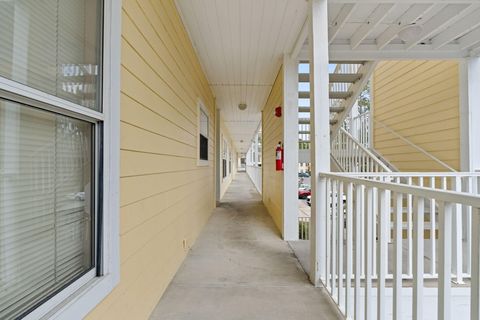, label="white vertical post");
[430,177,436,275]
[460,57,480,173]
[283,54,299,240]
[354,185,364,320]
[365,187,374,320]
[393,192,403,320]
[215,108,221,203]
[377,188,389,320]
[337,181,344,308]
[345,182,354,319]
[413,196,425,320]
[438,201,453,320]
[309,0,331,286]
[471,207,480,320]
[453,176,464,284]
